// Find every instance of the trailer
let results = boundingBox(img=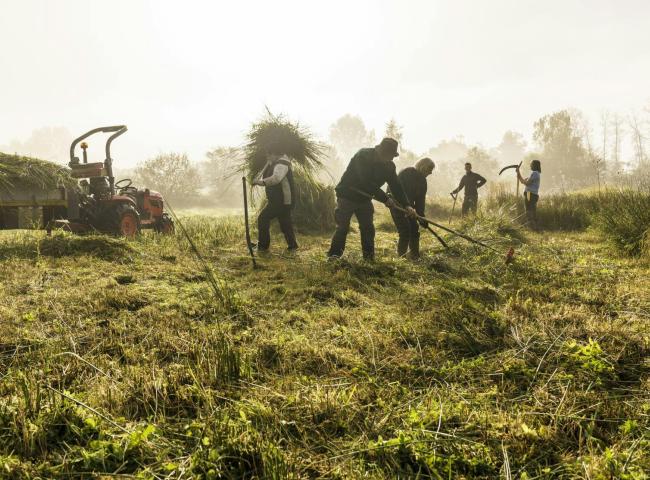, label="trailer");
[0,181,77,230]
